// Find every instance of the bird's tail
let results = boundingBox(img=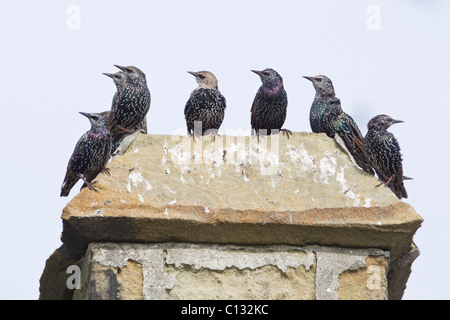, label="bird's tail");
[354,150,375,175]
[60,175,78,197]
[392,176,408,199]
[401,186,408,199]
[386,173,407,199]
